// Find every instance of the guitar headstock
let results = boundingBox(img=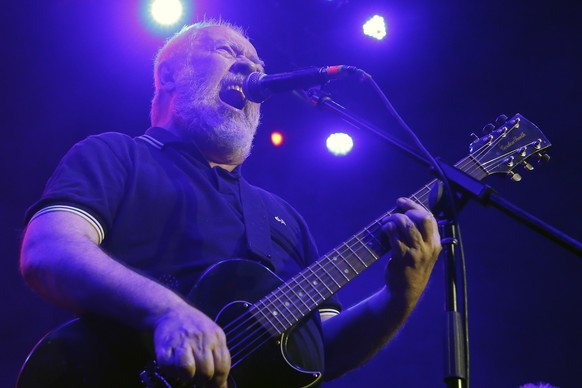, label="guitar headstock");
[469,114,551,181]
